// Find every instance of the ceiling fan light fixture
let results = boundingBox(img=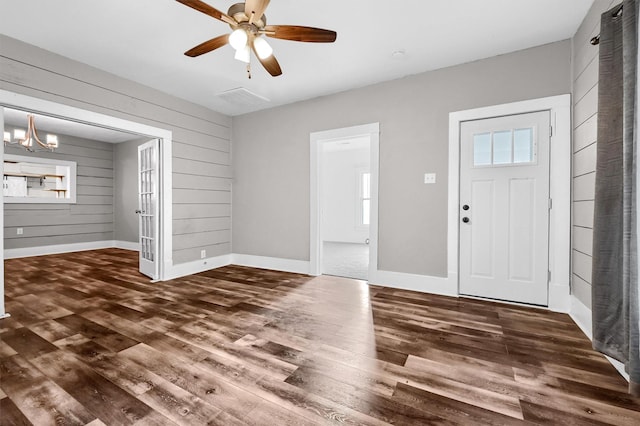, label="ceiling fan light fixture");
[229,28,248,50]
[234,44,251,63]
[253,37,273,59]
[177,0,337,77]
